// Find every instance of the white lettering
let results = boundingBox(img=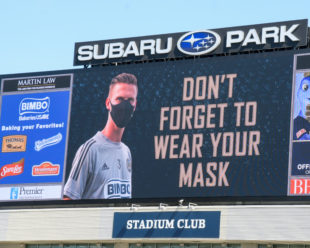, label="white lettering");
[261,26,279,44]
[140,39,156,55]
[280,24,300,42]
[242,29,261,46]
[226,30,244,47]
[109,42,125,58]
[127,220,133,229]
[156,37,173,54]
[93,44,109,59]
[77,45,93,61]
[123,41,139,57]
